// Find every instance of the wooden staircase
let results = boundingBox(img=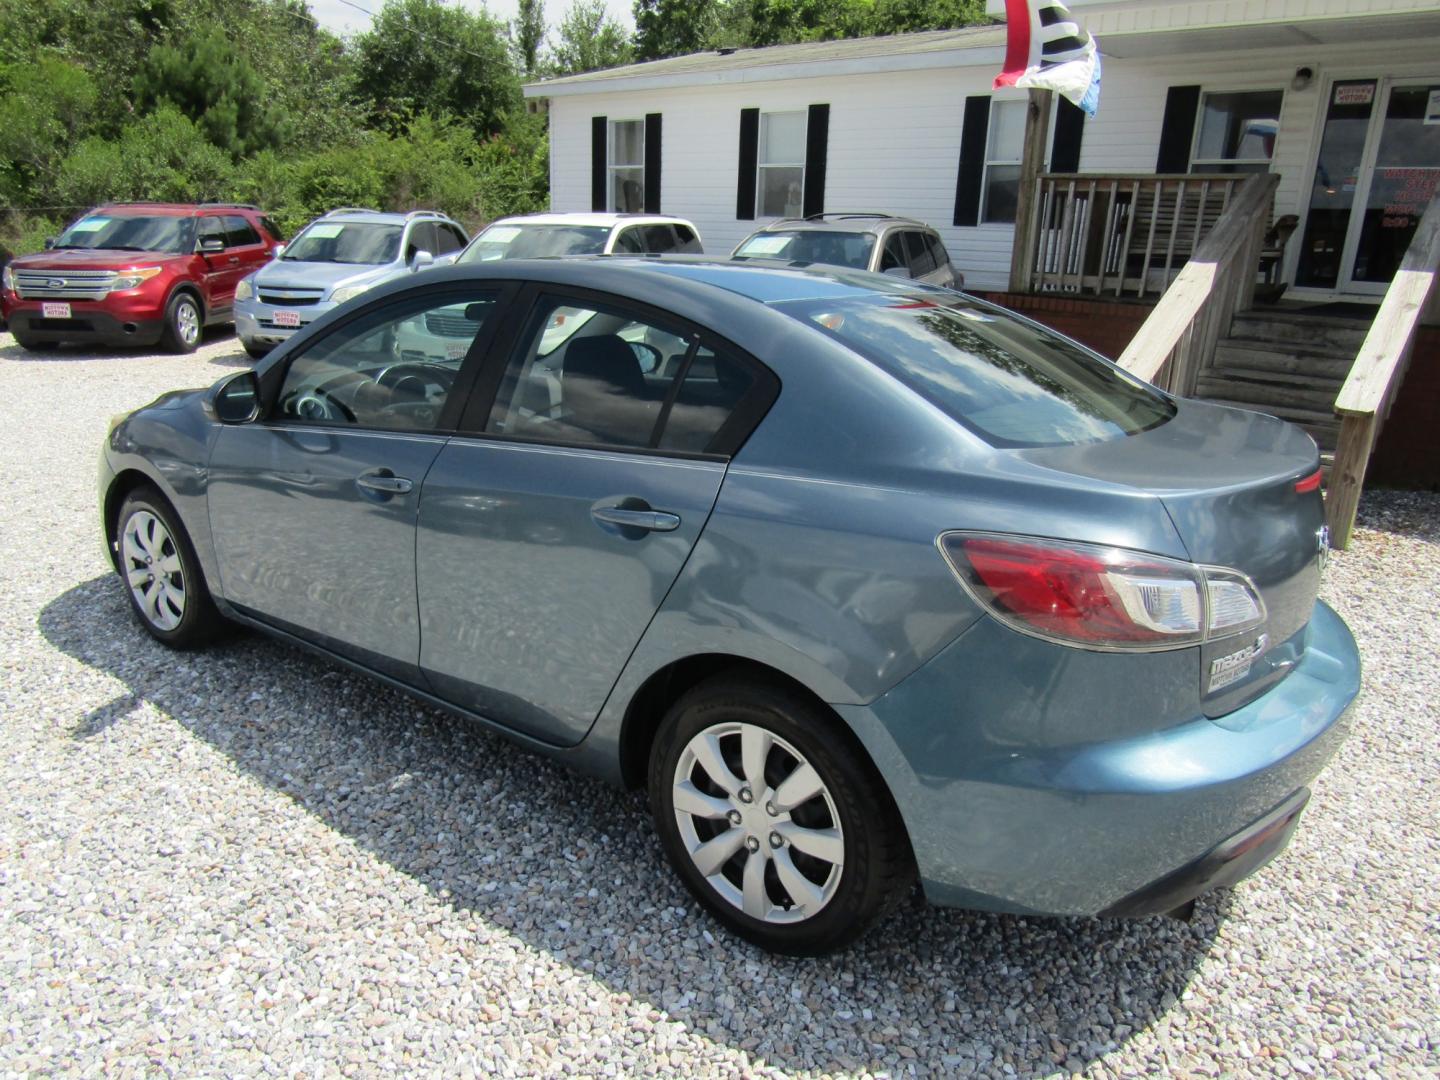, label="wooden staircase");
[1192,310,1375,457]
